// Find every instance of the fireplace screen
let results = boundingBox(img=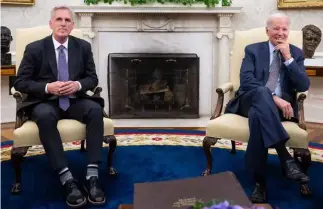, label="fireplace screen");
[107,53,199,119]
